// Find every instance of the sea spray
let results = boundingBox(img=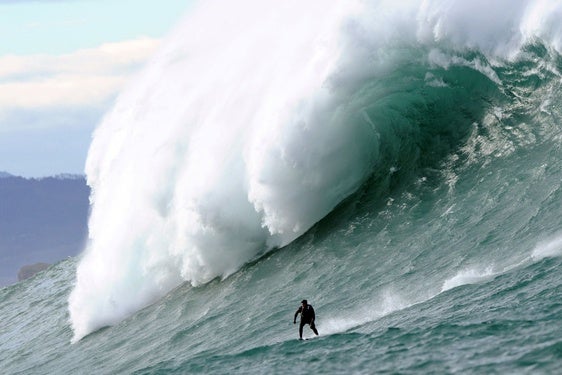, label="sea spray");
[532,232,562,260]
[69,0,375,342]
[69,0,562,342]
